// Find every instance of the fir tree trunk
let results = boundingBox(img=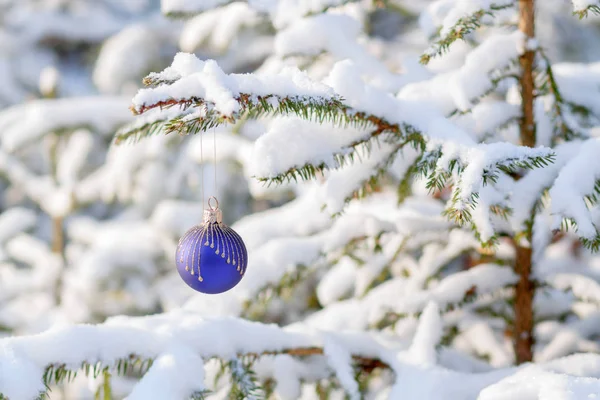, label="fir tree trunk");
[514,0,536,364]
[48,134,66,307]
